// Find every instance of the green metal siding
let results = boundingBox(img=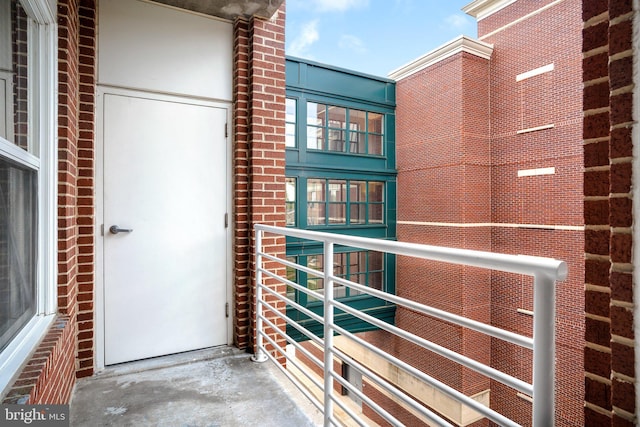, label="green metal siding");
[285,56,397,340]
